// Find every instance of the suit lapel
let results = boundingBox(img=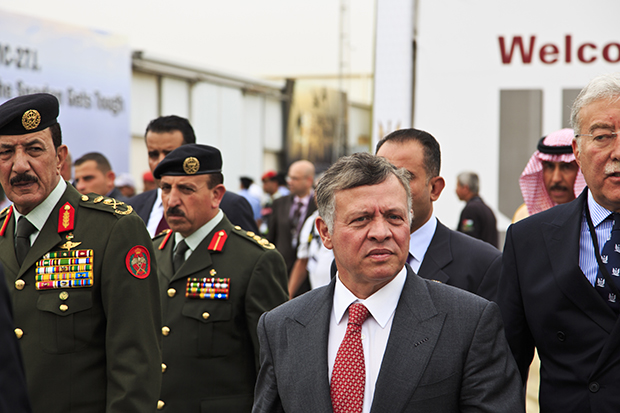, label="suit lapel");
[370,267,446,413]
[542,192,617,333]
[417,221,452,284]
[288,279,335,411]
